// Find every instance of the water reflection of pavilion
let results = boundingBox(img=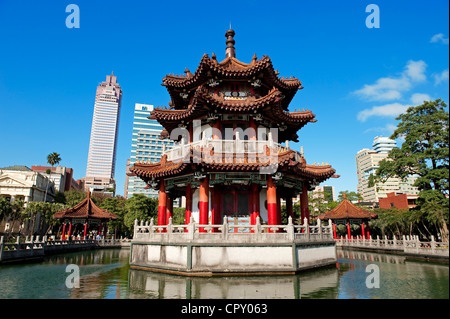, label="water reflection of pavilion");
[127,268,339,299]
